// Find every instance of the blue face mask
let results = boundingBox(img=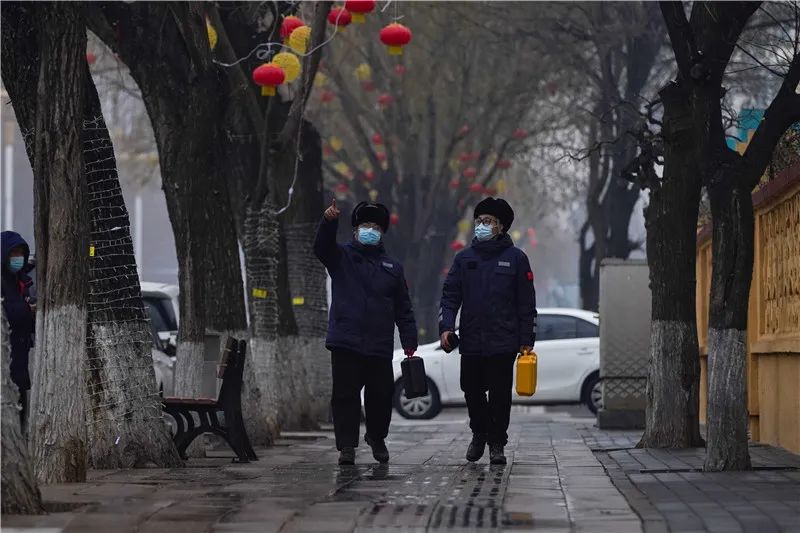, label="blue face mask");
[474,224,494,242]
[357,227,382,246]
[8,257,25,273]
